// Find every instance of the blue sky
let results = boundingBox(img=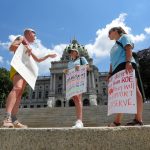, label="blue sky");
[0,0,150,75]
